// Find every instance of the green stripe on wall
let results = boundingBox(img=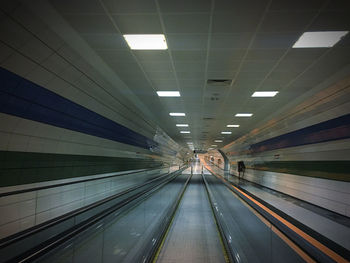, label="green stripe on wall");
[250,161,350,182]
[0,151,163,187]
